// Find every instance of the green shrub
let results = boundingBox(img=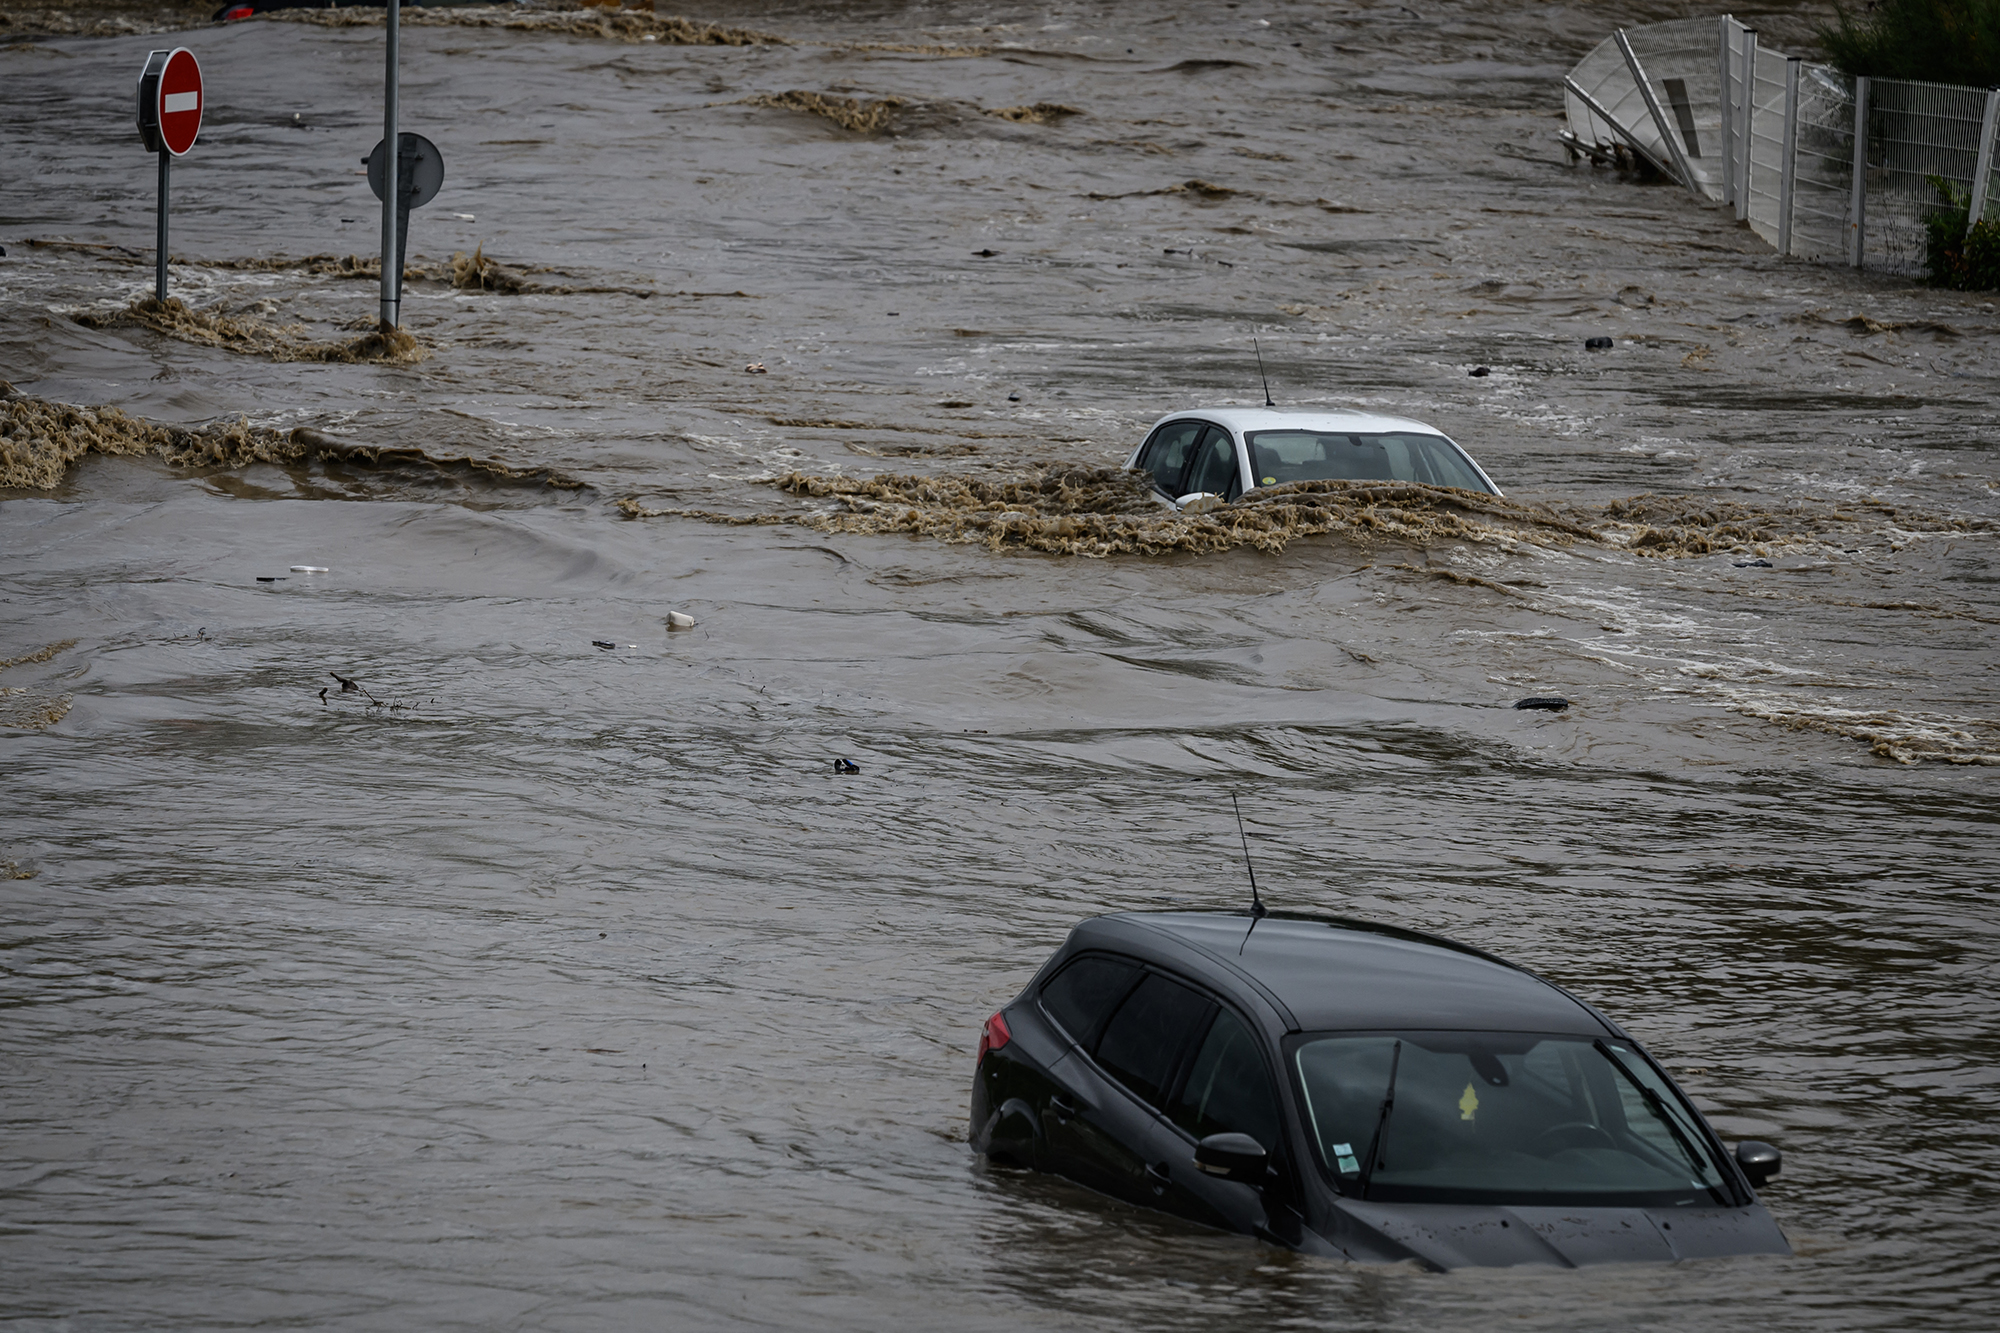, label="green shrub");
[1819,0,2000,85]
[1922,176,2000,289]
